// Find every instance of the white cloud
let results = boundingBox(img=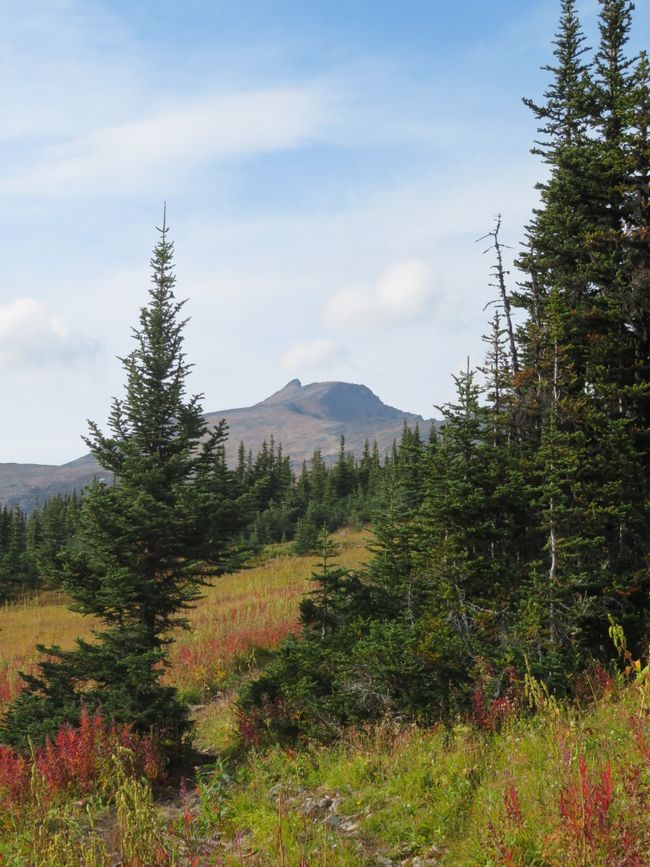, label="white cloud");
[322,259,431,330]
[3,86,332,198]
[281,338,340,374]
[0,298,99,369]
